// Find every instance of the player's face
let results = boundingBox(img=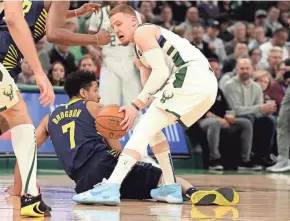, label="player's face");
[83,81,100,103]
[110,13,138,46]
